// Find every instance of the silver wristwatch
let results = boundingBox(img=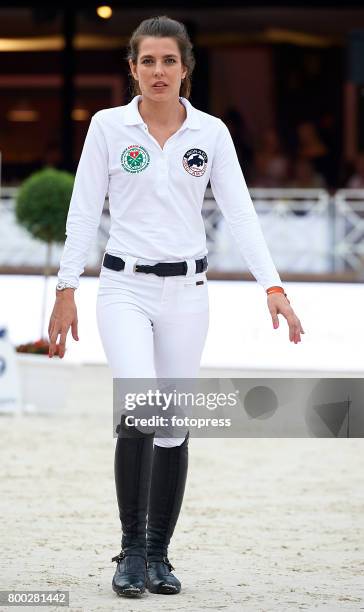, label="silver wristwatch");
[56,280,76,291]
